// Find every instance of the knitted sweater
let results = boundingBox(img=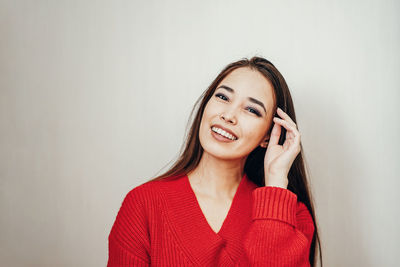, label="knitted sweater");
[107,173,315,266]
